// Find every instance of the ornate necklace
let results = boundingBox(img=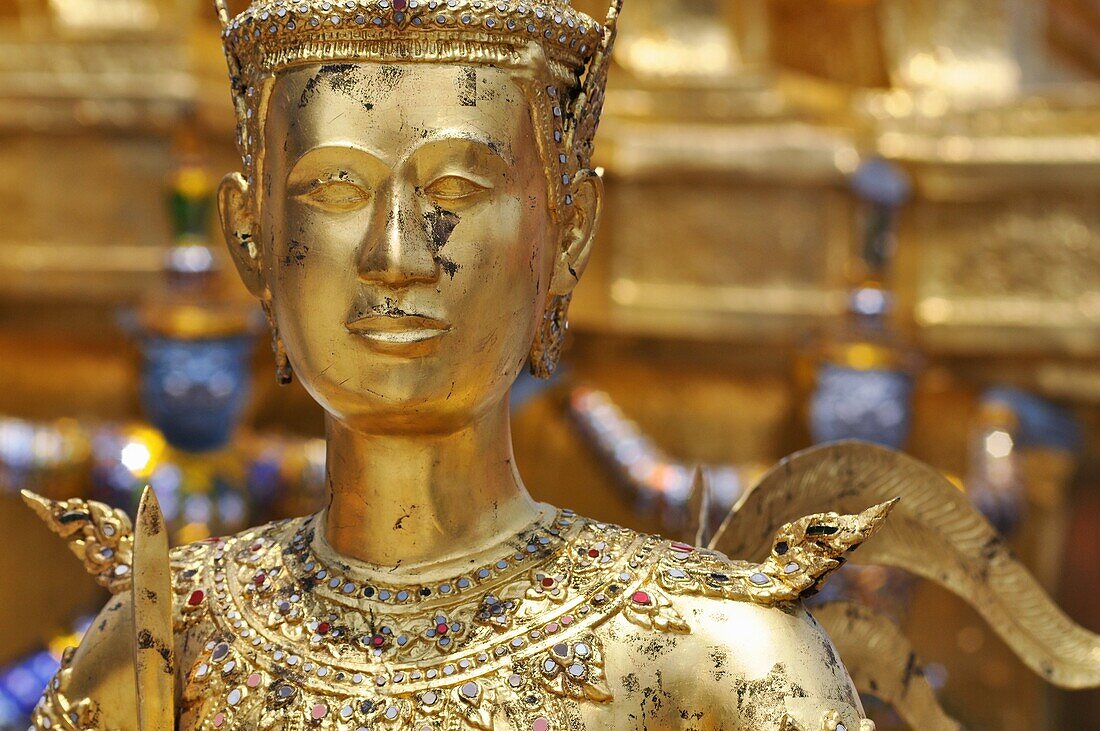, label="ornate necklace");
[174,508,676,730]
